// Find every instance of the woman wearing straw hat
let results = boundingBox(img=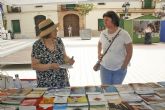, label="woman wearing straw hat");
[31,18,75,88]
